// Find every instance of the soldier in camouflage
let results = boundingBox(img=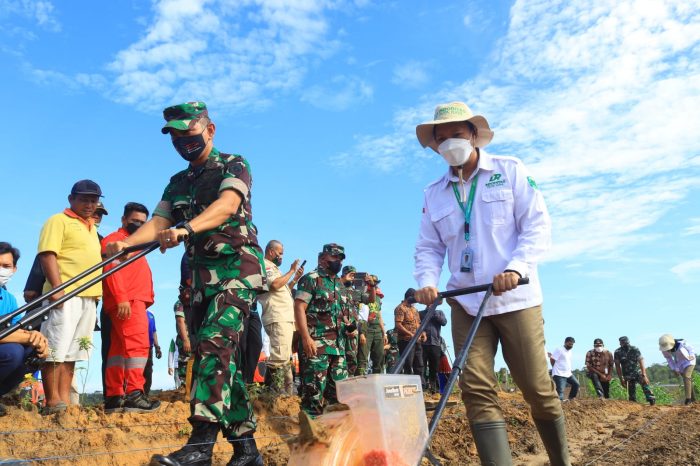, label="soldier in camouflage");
[614,336,655,405]
[364,275,388,374]
[339,265,377,376]
[384,328,400,370]
[294,243,349,416]
[106,101,266,466]
[172,299,192,386]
